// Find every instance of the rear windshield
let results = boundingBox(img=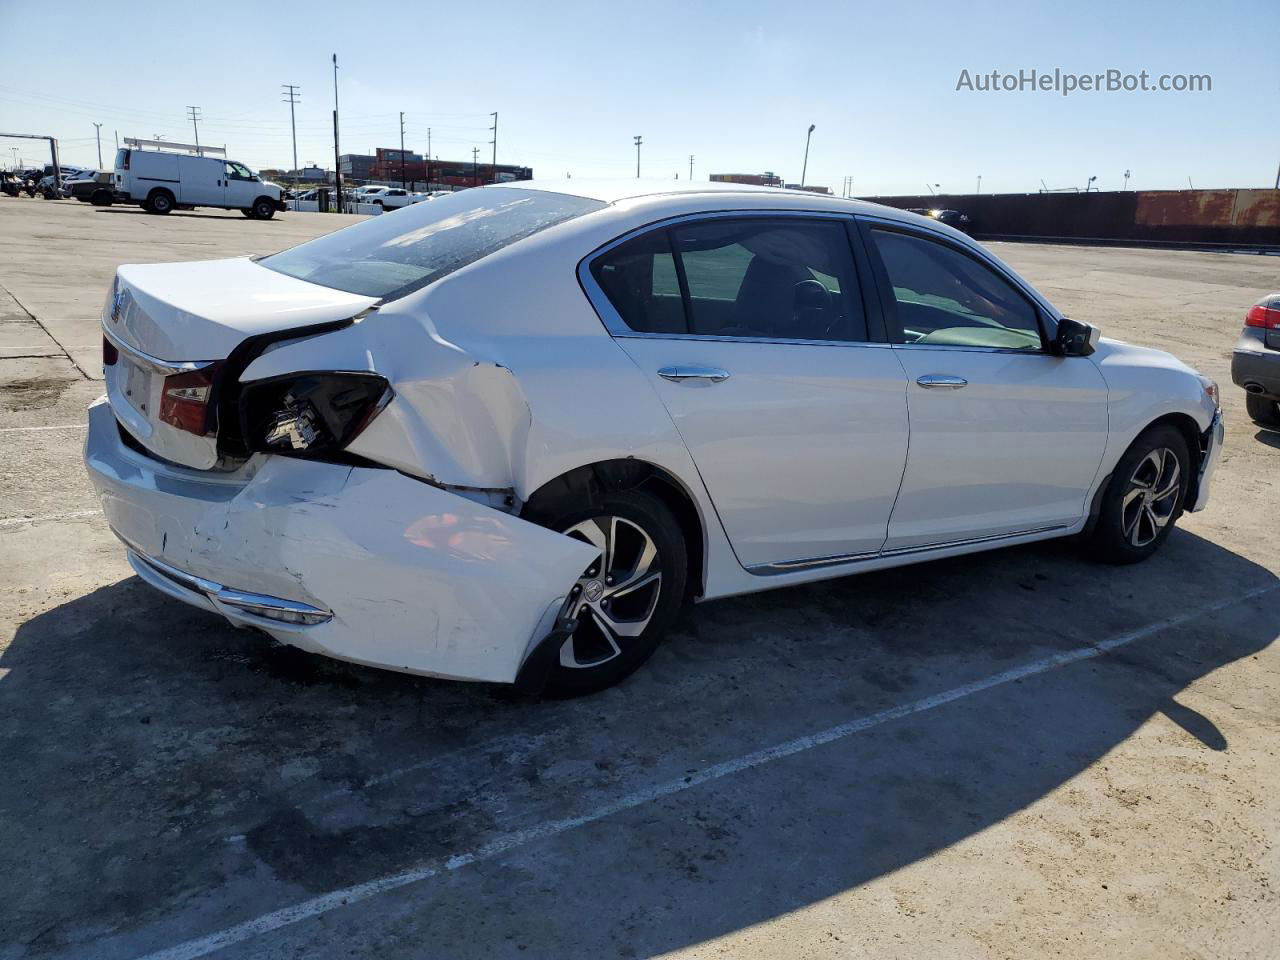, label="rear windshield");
[260,188,605,299]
